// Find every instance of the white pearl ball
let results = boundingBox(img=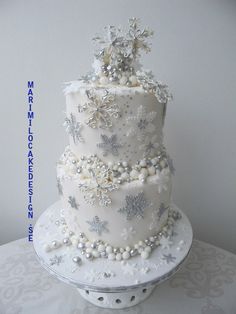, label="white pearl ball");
[86,247,92,253]
[85,241,91,248]
[134,244,139,249]
[119,76,127,85]
[130,169,139,179]
[116,253,122,261]
[121,172,129,180]
[126,246,131,252]
[106,246,113,254]
[44,244,51,252]
[122,251,130,260]
[145,246,152,253]
[139,173,146,182]
[108,253,115,260]
[140,168,148,176]
[141,251,150,259]
[140,159,147,167]
[118,167,124,173]
[151,158,158,165]
[108,161,113,168]
[98,244,105,252]
[148,166,156,176]
[129,75,138,86]
[99,76,109,85]
[120,248,124,253]
[122,161,128,167]
[139,241,144,246]
[92,250,100,258]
